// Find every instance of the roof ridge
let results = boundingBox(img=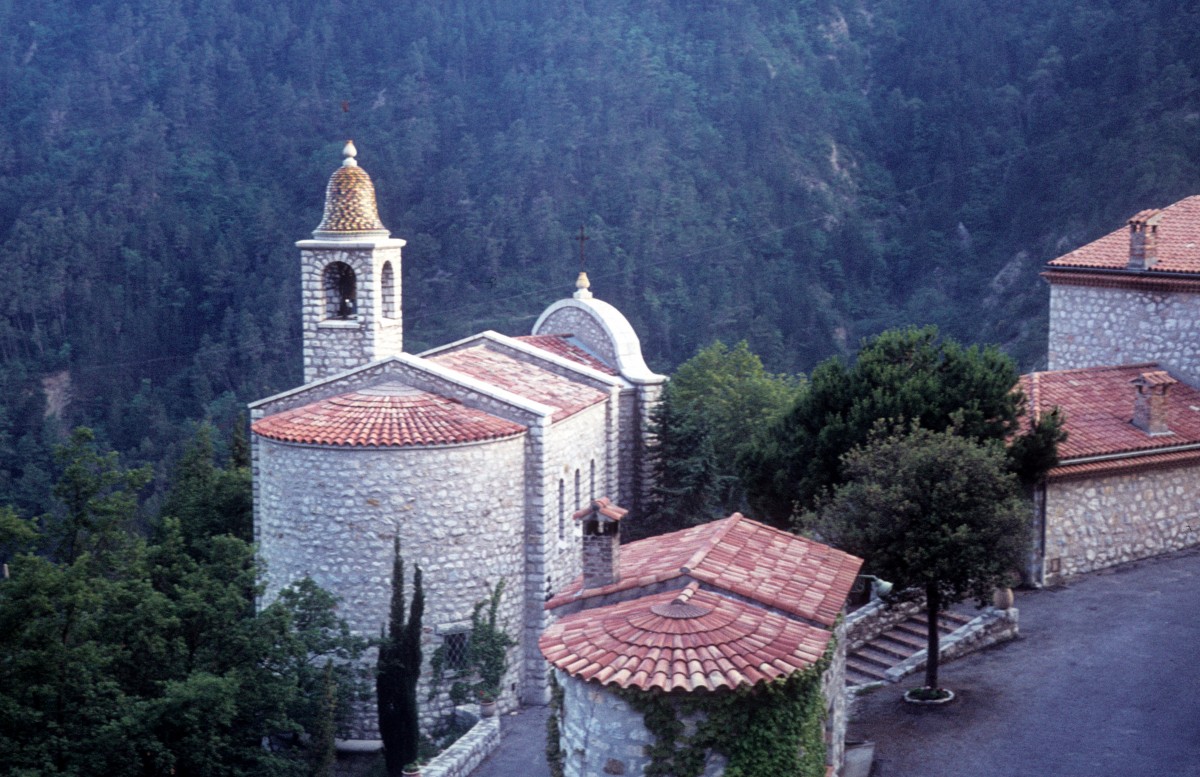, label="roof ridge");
[679,513,743,575]
[1025,362,1161,379]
